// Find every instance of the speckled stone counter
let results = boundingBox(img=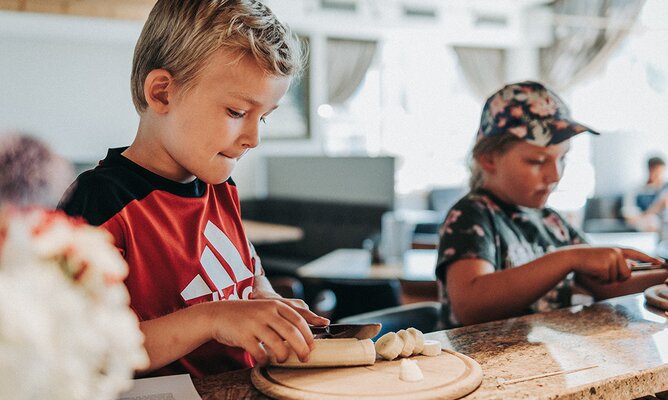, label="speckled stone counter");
[193,294,668,400]
[432,294,668,399]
